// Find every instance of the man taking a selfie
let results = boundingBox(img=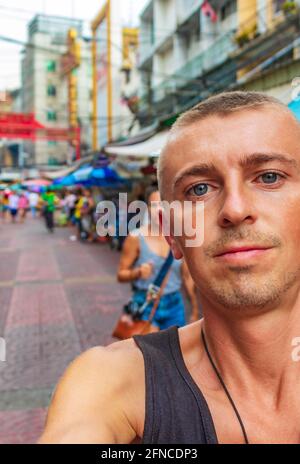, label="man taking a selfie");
[39,91,300,444]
